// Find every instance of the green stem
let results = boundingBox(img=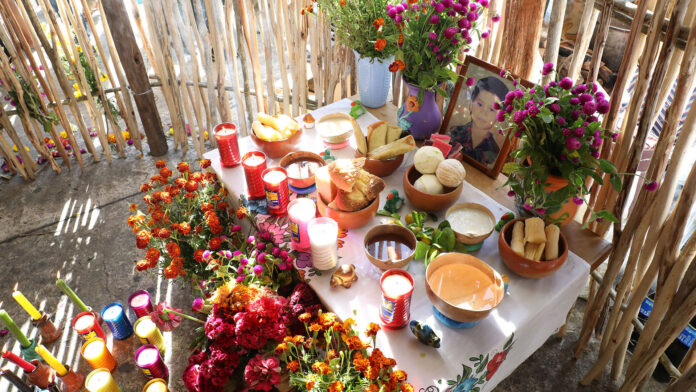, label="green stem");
[163,308,205,324]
